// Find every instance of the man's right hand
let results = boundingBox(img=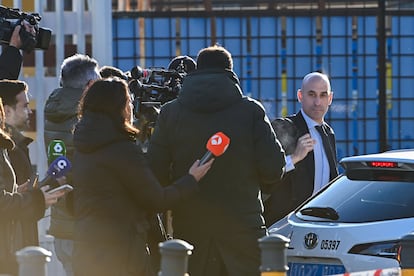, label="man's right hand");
[9,25,22,49]
[291,133,315,164]
[9,21,36,49]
